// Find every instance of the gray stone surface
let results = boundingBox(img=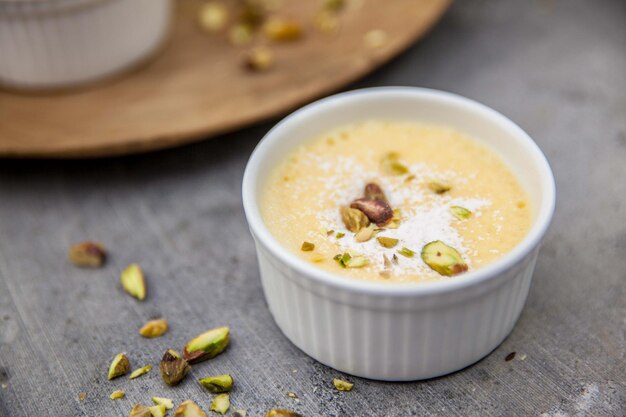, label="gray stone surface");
[0,0,624,416]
